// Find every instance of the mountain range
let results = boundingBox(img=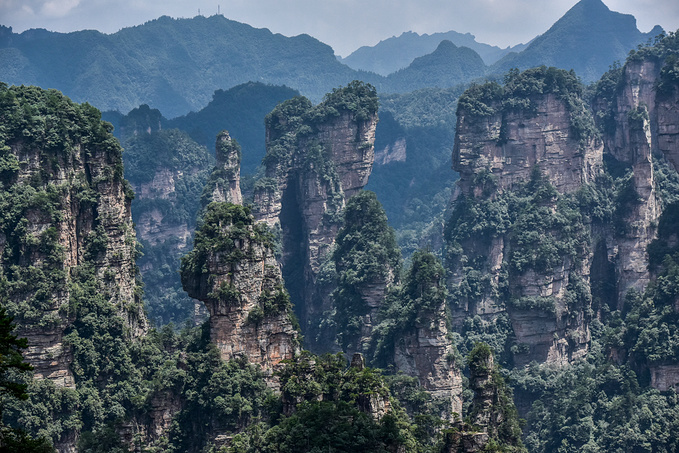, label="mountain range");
[339,30,528,75]
[0,0,665,118]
